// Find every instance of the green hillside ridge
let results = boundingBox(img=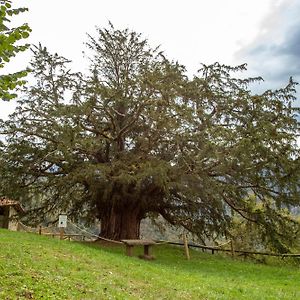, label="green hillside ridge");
[0,229,299,299]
